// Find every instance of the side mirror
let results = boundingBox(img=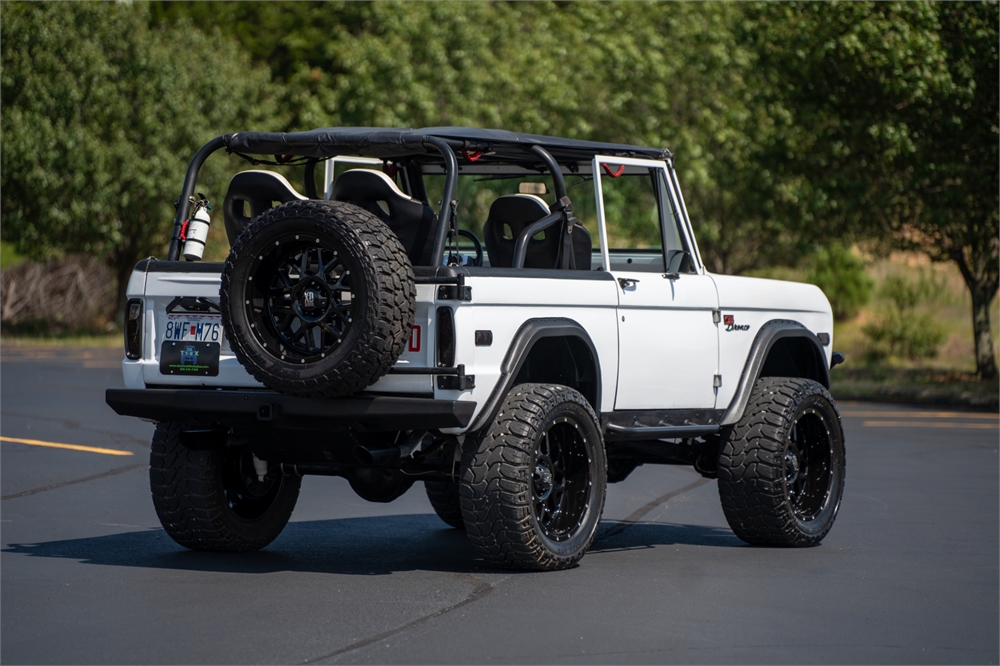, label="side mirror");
[666,249,692,274]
